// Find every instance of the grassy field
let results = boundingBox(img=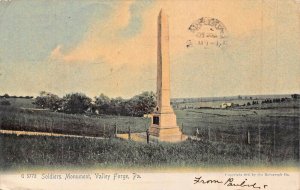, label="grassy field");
[0,97,299,169]
[174,107,299,162]
[1,134,297,171]
[0,97,150,136]
[0,105,149,137]
[173,97,299,109]
[0,106,112,137]
[0,97,35,108]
